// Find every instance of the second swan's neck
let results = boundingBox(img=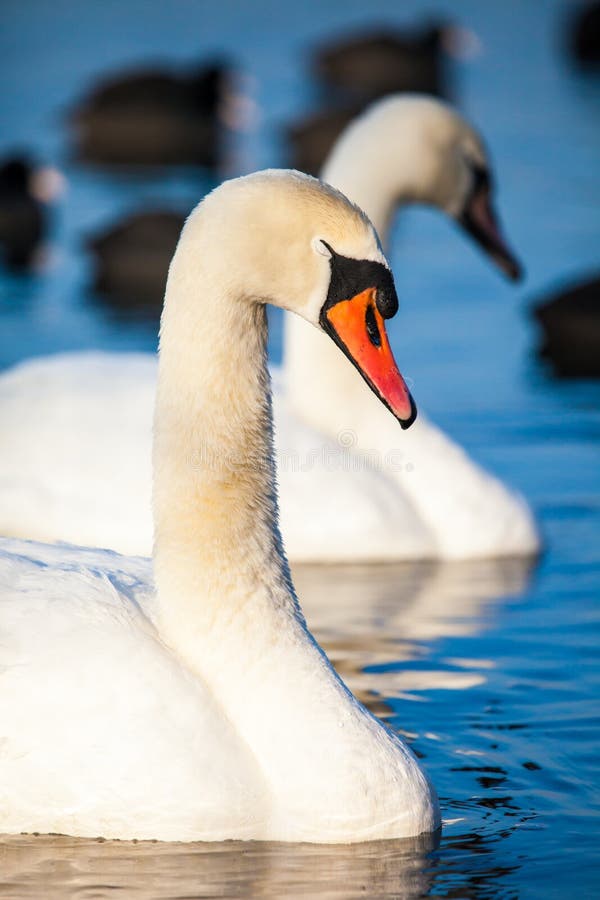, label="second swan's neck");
[284,107,428,429]
[320,103,437,240]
